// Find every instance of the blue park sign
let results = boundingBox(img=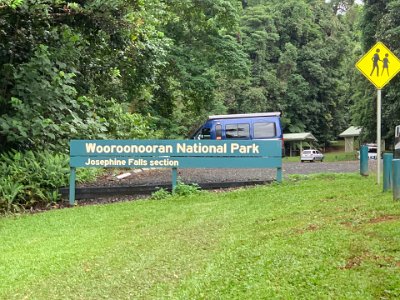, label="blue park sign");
[68,140,283,205]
